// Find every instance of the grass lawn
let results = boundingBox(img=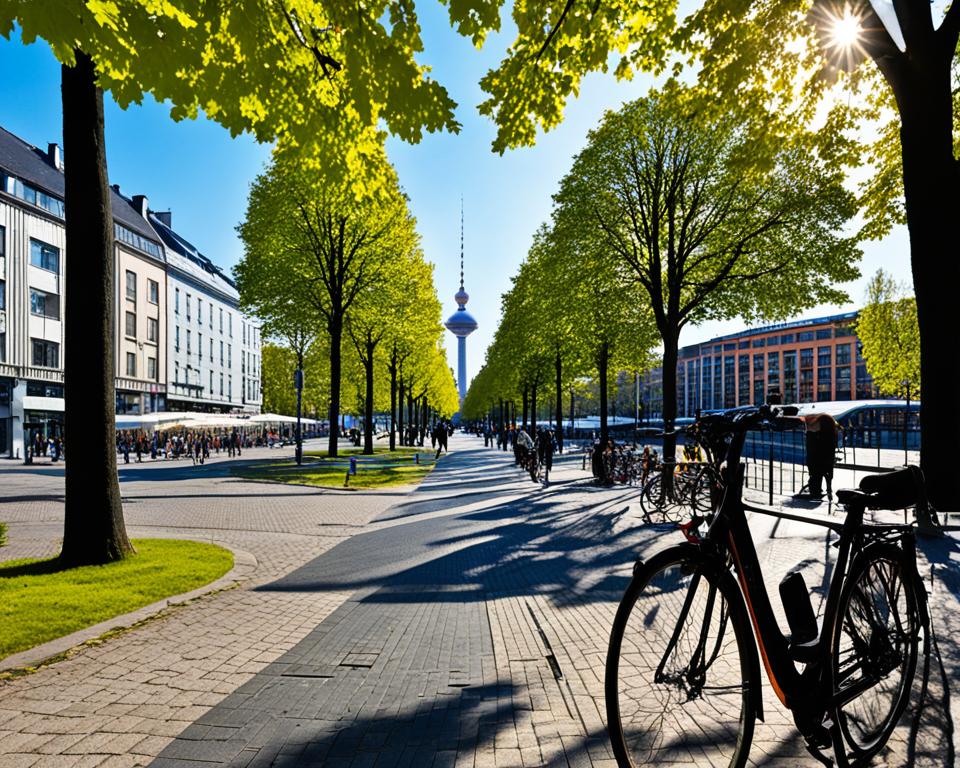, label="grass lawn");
[0,522,6,547]
[233,445,438,489]
[0,539,232,661]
